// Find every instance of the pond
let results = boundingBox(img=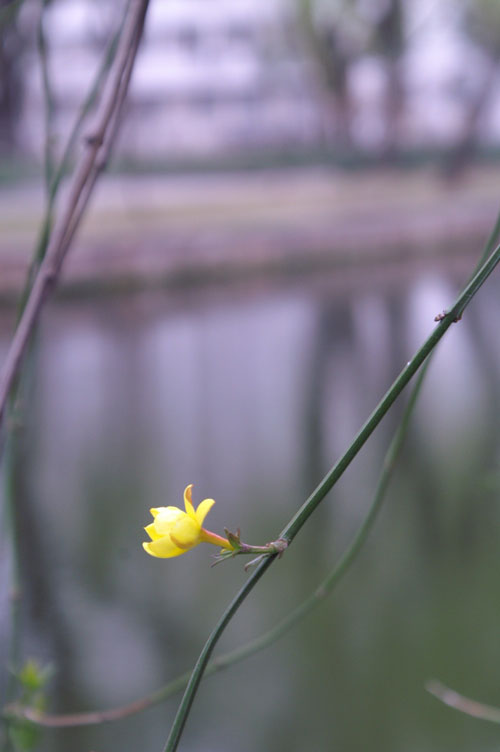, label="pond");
[1,252,500,752]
